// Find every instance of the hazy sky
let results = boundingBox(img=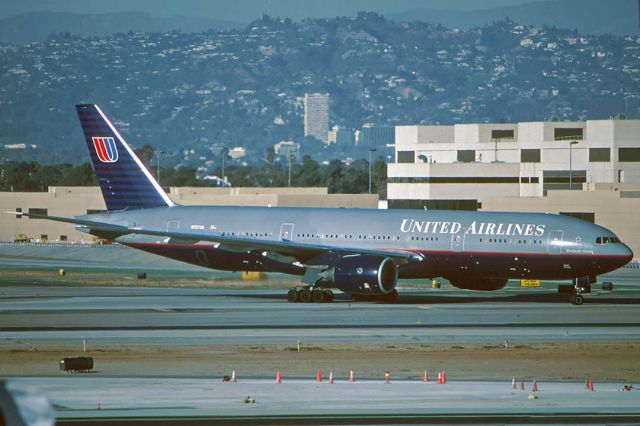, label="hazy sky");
[1,0,557,21]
